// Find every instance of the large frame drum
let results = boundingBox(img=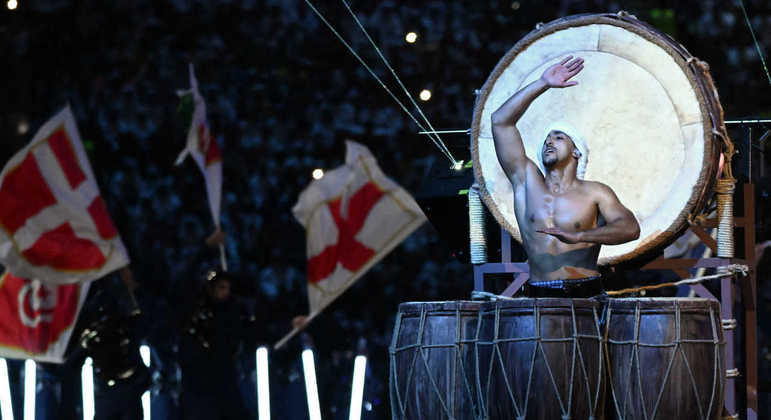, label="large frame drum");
[604,298,725,419]
[389,301,482,419]
[476,298,605,419]
[471,13,727,265]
